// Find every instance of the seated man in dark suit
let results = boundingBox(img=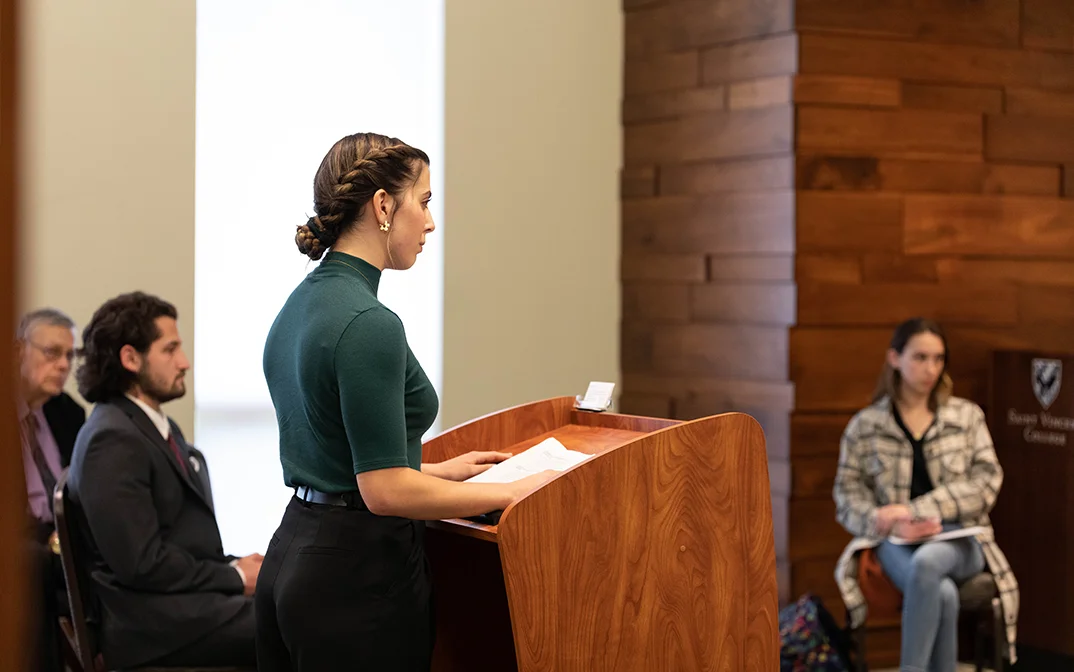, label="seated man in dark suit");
[68,292,261,669]
[15,308,86,672]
